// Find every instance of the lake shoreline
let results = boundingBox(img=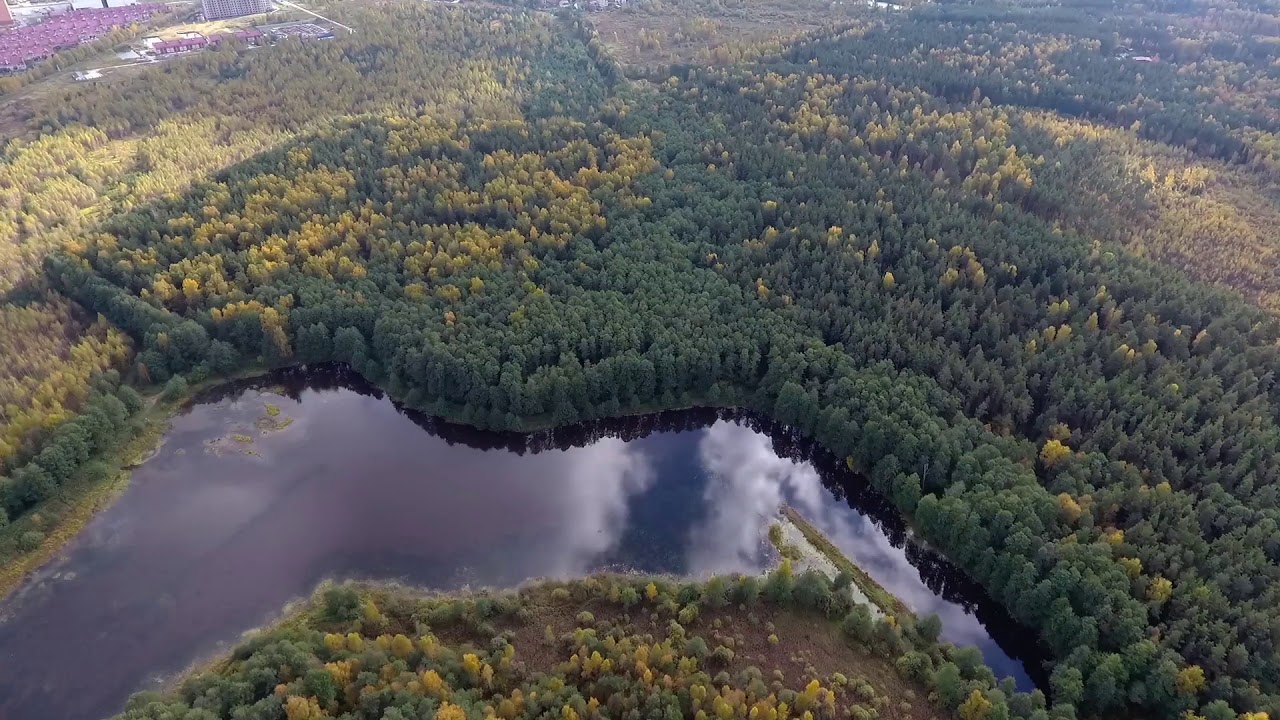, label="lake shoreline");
[0,401,165,601]
[118,574,981,720]
[780,506,914,619]
[1,358,742,604]
[0,365,274,601]
[0,366,1048,720]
